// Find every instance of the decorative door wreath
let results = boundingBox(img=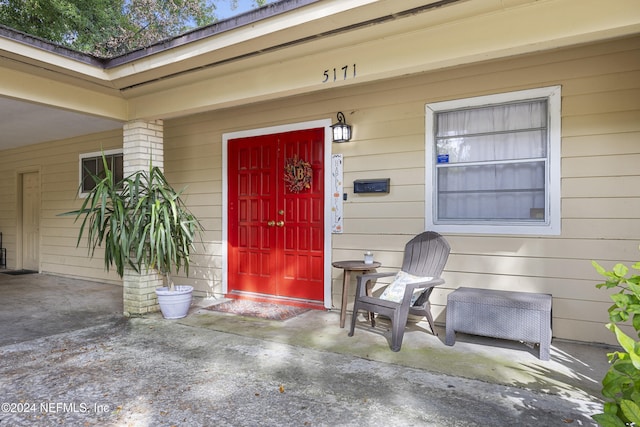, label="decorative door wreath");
[284,155,313,193]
